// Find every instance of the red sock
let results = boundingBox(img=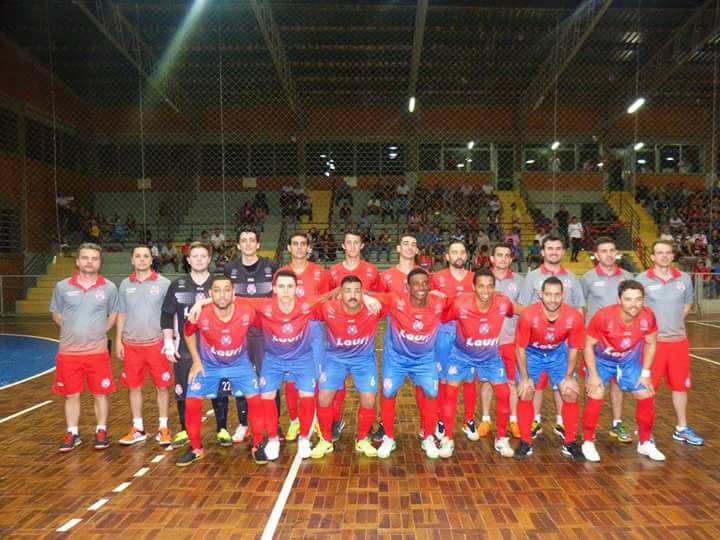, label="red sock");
[582,397,603,442]
[185,398,203,450]
[285,381,299,421]
[561,400,579,444]
[333,387,346,422]
[493,383,510,438]
[423,396,438,440]
[636,397,655,443]
[246,395,264,447]
[441,384,460,439]
[437,381,447,417]
[299,396,315,438]
[357,406,375,440]
[517,399,534,443]
[415,386,426,434]
[463,381,478,423]
[263,398,279,438]
[317,404,334,442]
[380,396,396,439]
